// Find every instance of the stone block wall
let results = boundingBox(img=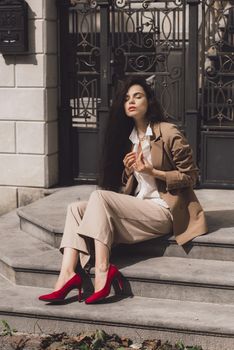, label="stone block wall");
[0,0,59,215]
